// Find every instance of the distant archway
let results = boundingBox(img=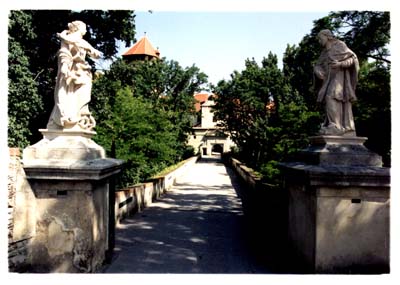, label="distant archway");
[211,144,223,154]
